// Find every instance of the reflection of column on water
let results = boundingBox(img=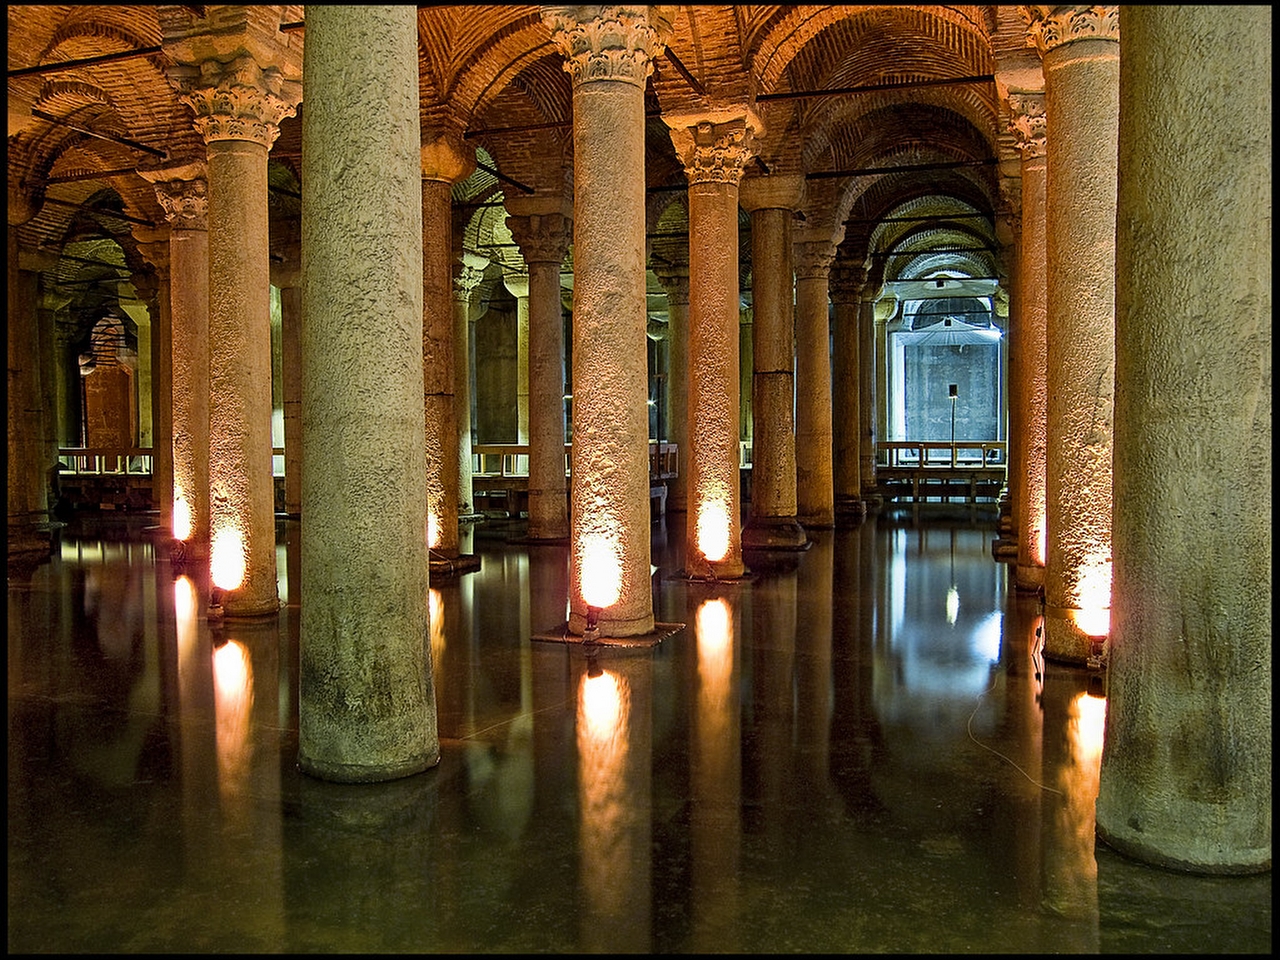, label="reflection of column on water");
[1039,665,1104,947]
[746,561,798,843]
[690,594,742,952]
[173,573,219,878]
[577,652,653,954]
[212,616,284,943]
[795,532,835,805]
